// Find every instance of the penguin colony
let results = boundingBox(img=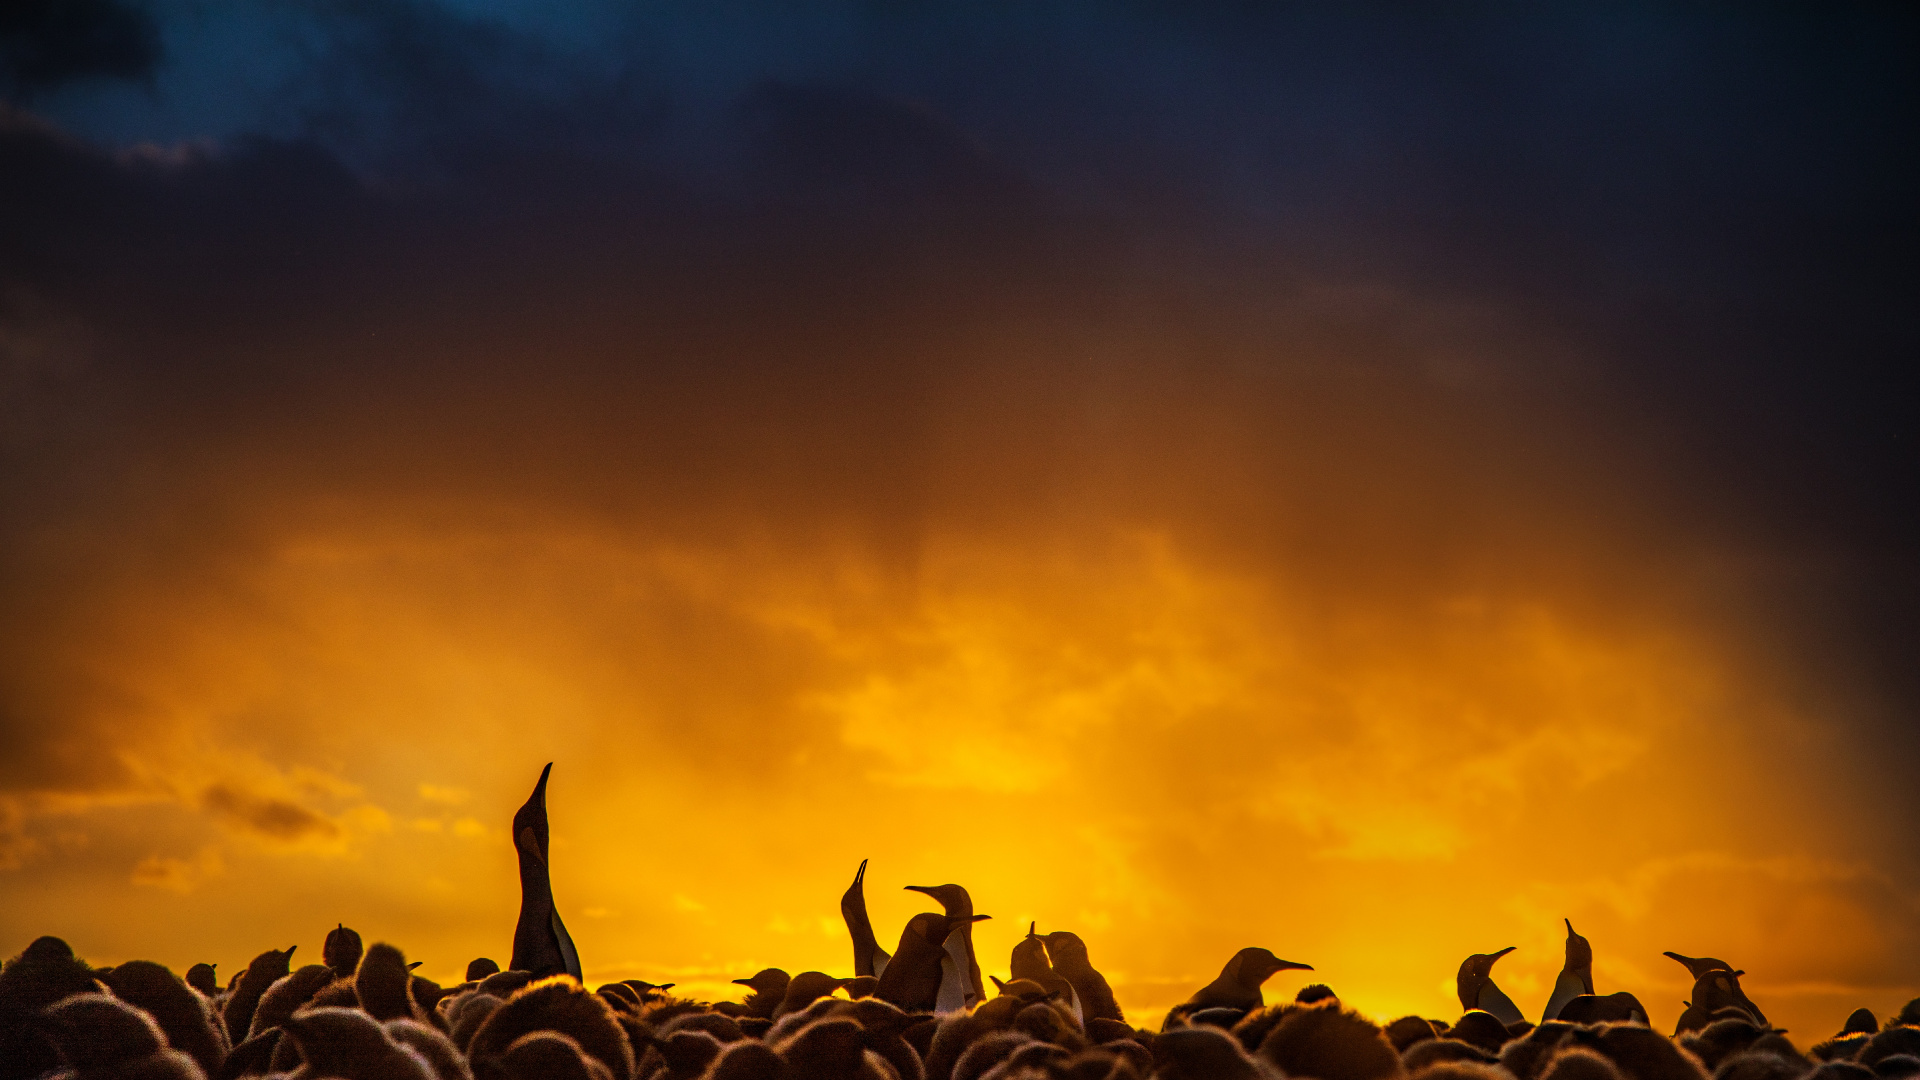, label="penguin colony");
[5,764,1917,1080]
